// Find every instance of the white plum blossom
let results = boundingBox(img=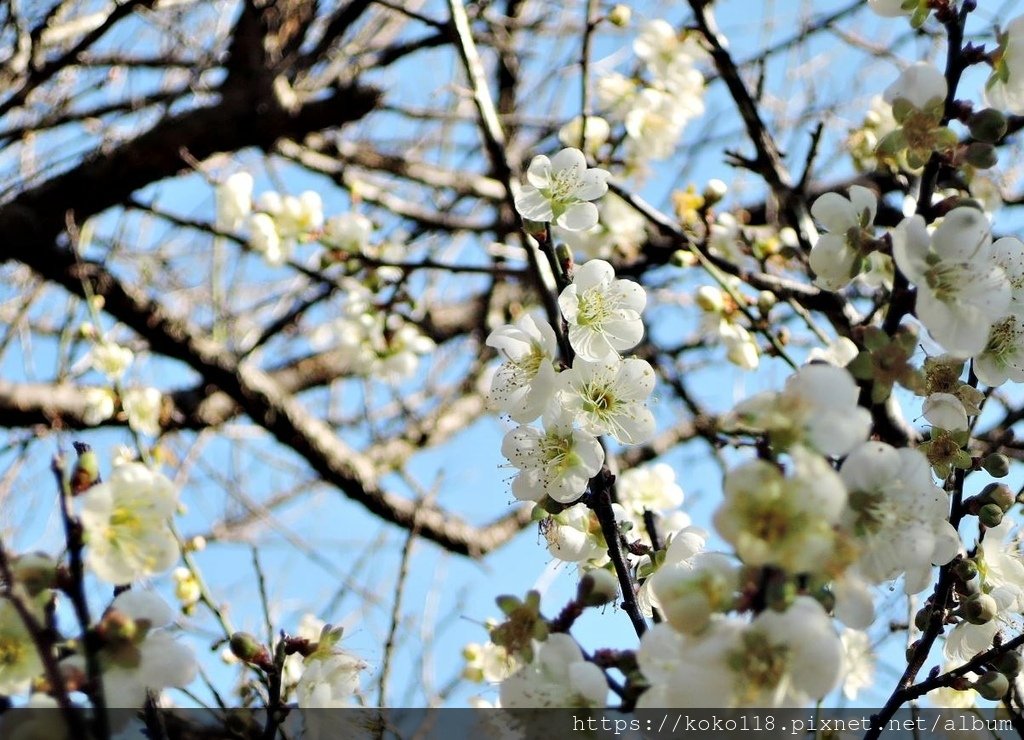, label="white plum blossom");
[648,550,736,635]
[296,651,367,708]
[122,386,162,436]
[596,73,638,118]
[89,341,133,381]
[633,20,706,82]
[553,194,647,262]
[558,356,656,445]
[808,185,878,290]
[557,115,611,155]
[98,591,197,707]
[558,259,645,361]
[839,442,959,593]
[499,634,607,708]
[892,208,1011,357]
[616,462,683,517]
[78,462,180,583]
[922,392,969,431]
[715,450,847,575]
[215,172,253,231]
[501,411,604,504]
[975,236,1024,385]
[258,190,323,241]
[726,364,870,457]
[486,315,560,423]
[543,503,615,564]
[463,637,520,684]
[82,387,116,426]
[637,597,842,707]
[884,62,947,111]
[248,211,285,265]
[321,212,373,253]
[977,517,1024,611]
[0,603,43,695]
[514,148,609,231]
[839,628,876,701]
[987,15,1024,114]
